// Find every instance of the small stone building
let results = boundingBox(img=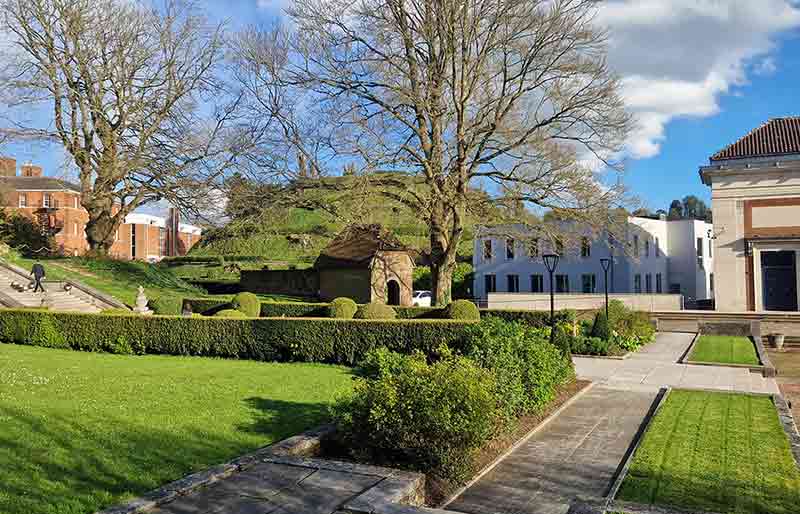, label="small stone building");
[314,224,414,305]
